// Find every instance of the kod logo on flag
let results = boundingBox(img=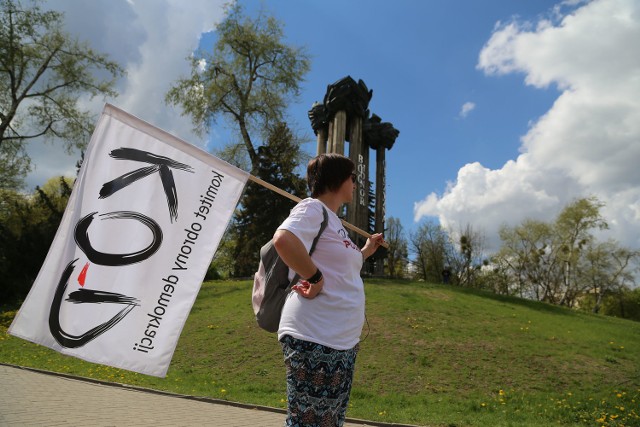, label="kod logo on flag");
[9,104,248,377]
